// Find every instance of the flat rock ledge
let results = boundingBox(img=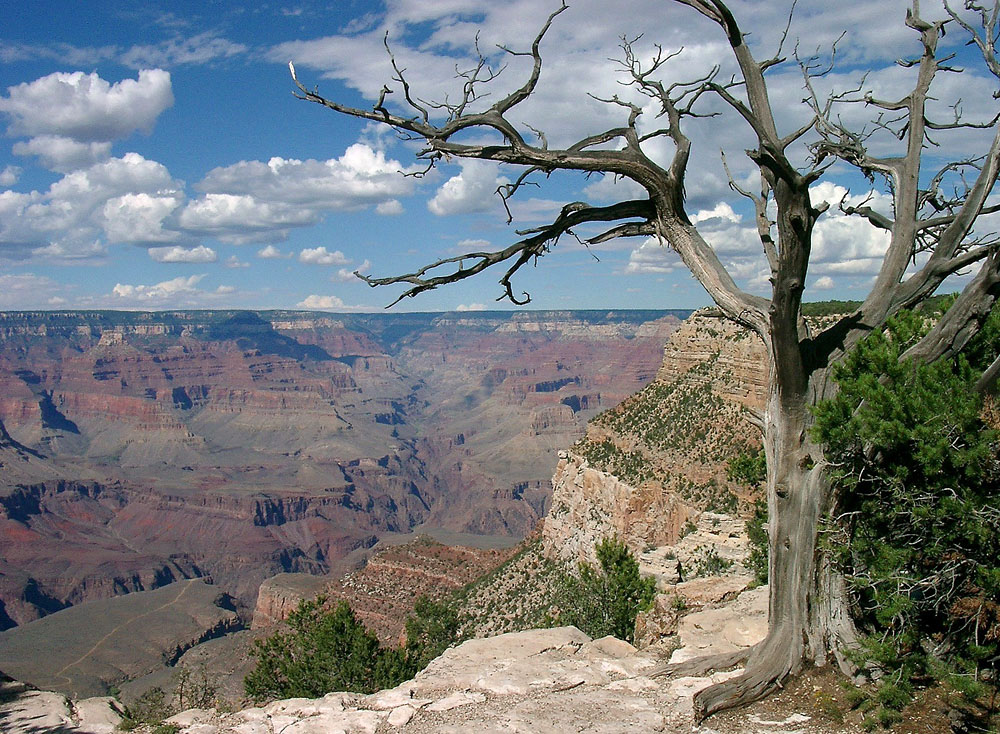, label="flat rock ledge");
[0,678,124,733]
